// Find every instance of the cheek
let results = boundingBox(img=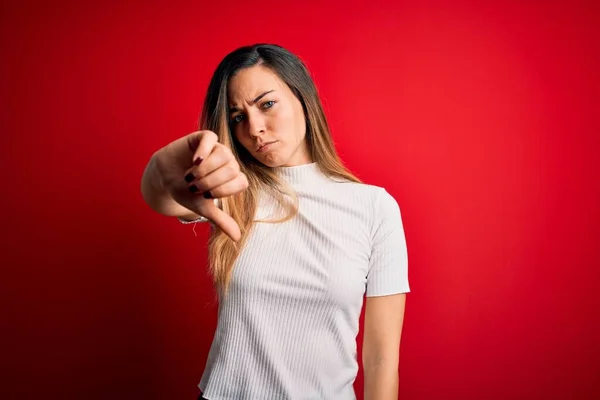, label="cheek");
[291,103,306,135]
[233,130,251,151]
[276,105,304,139]
[232,129,241,143]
